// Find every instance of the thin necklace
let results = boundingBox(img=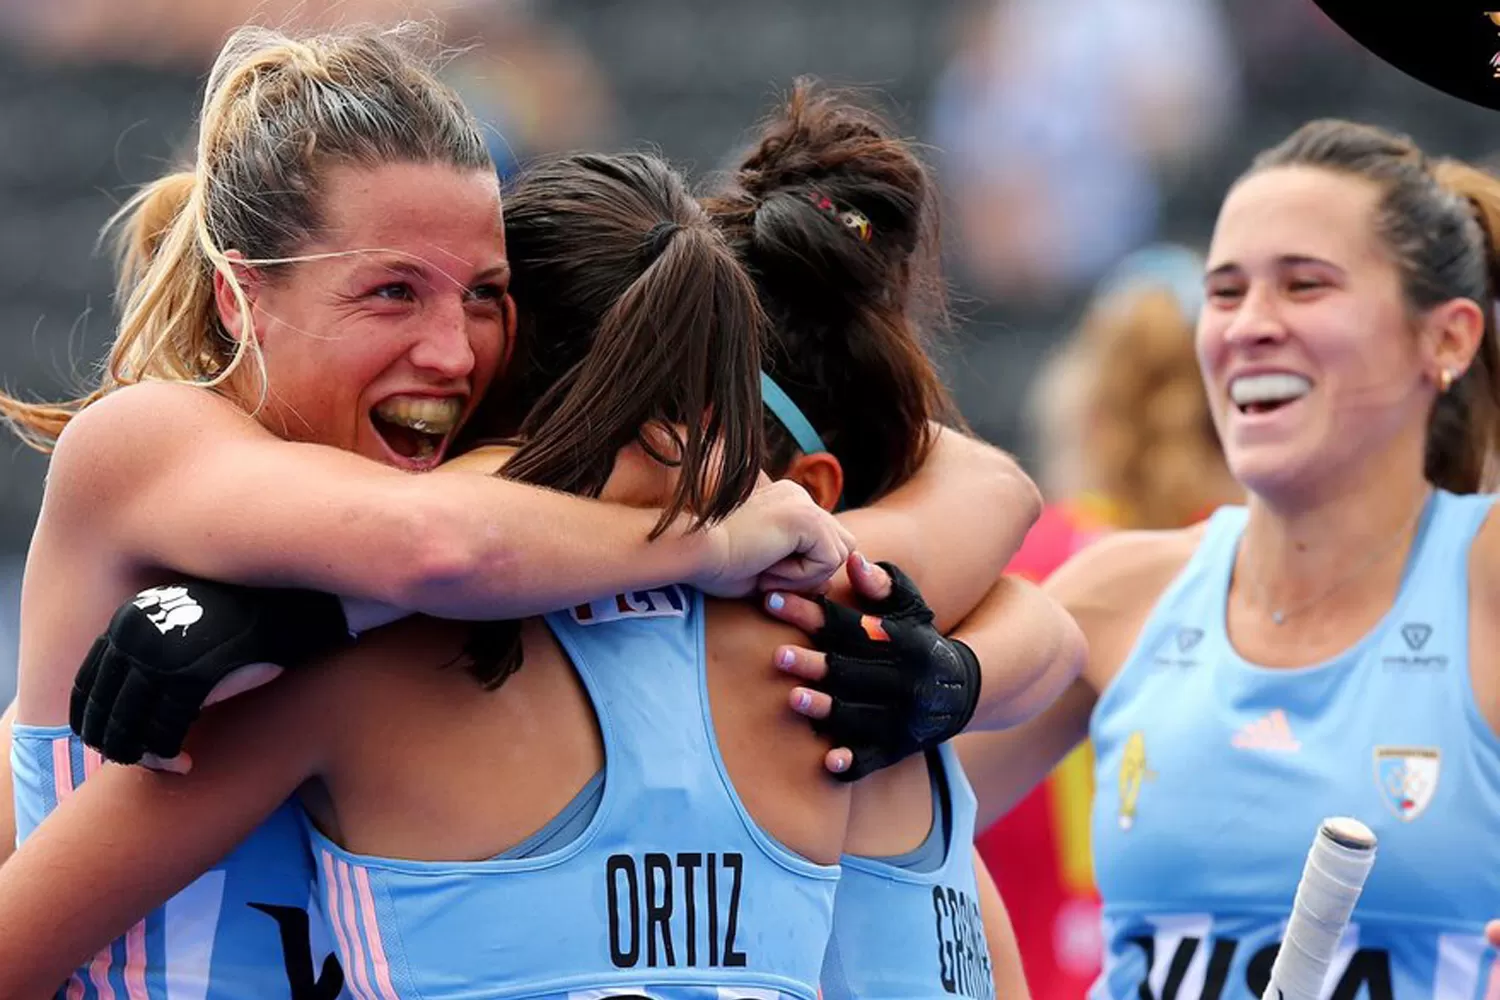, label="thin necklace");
[1243,489,1431,626]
